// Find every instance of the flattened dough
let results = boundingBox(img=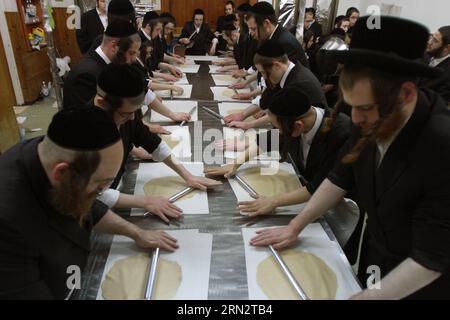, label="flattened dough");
[215,75,234,82]
[257,250,337,300]
[102,254,182,300]
[161,134,182,149]
[222,89,236,98]
[239,167,301,197]
[143,176,196,200]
